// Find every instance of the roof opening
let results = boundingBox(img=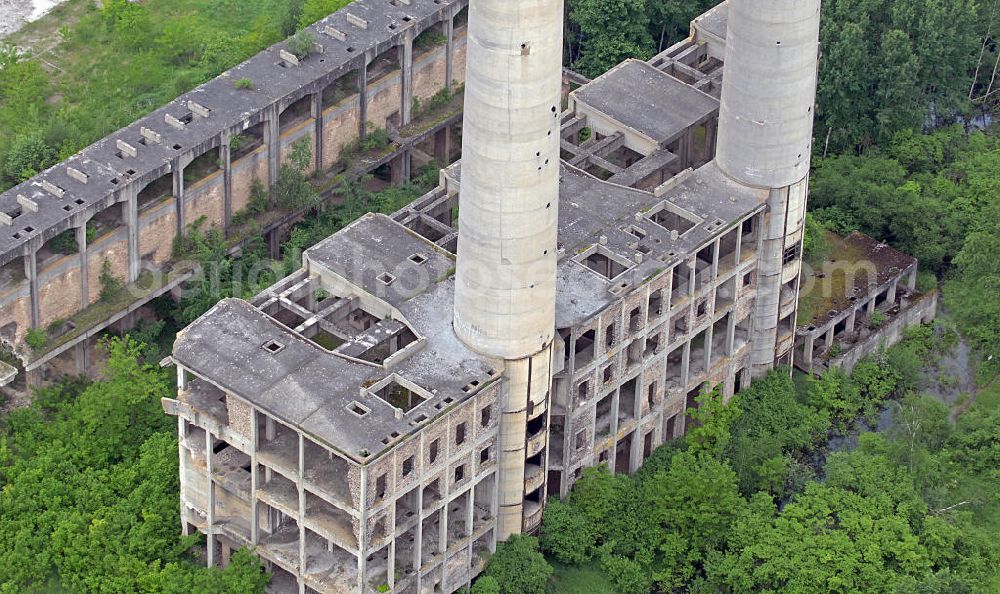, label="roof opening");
[647,202,701,236]
[374,378,426,412]
[262,339,285,353]
[348,401,370,416]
